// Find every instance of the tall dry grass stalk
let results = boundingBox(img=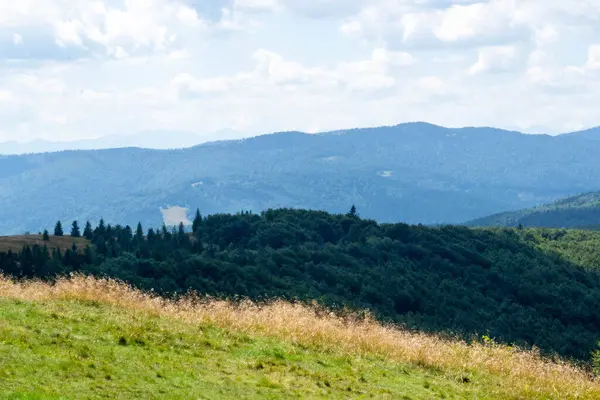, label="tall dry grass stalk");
[1,274,598,399]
